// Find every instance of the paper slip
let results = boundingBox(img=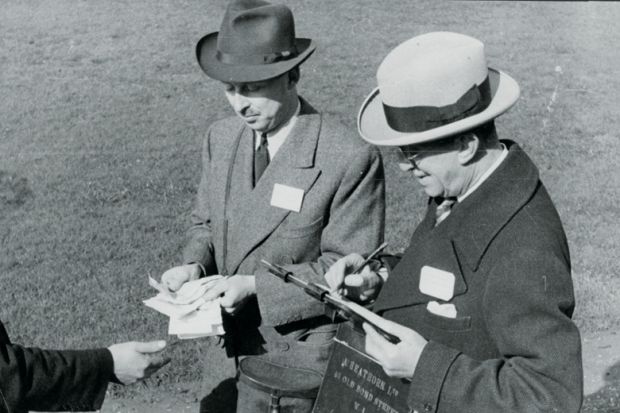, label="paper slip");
[426,301,457,318]
[144,296,206,319]
[148,276,222,305]
[145,275,225,339]
[168,302,225,339]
